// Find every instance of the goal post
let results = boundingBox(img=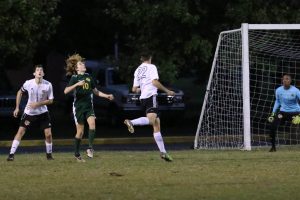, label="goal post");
[194,23,300,150]
[242,23,251,151]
